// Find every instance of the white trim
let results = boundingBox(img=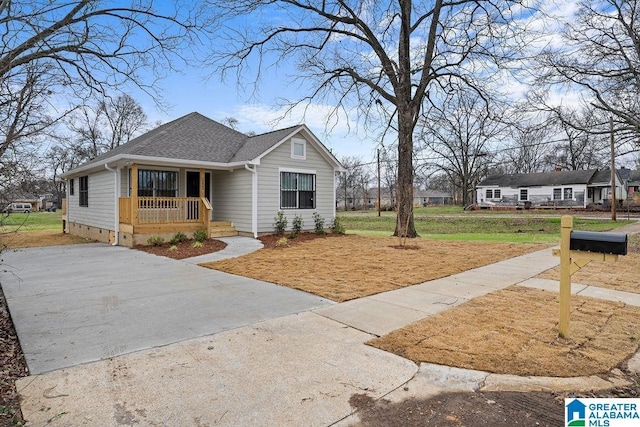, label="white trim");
[245,164,258,237]
[291,137,306,160]
[279,167,316,174]
[61,155,250,178]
